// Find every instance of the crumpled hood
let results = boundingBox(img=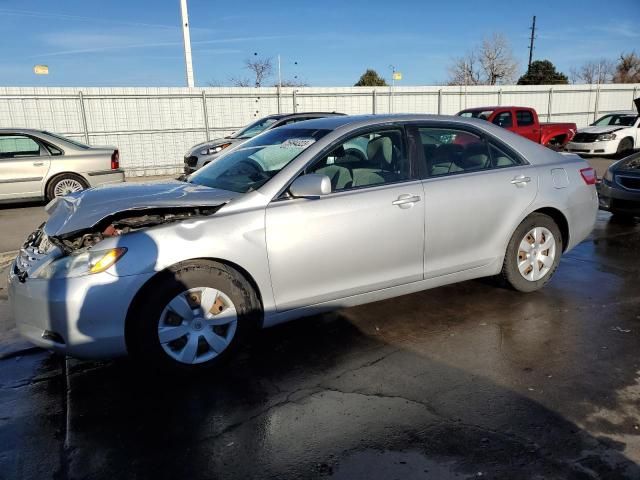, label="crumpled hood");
[187,137,240,156]
[43,181,241,237]
[578,126,625,135]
